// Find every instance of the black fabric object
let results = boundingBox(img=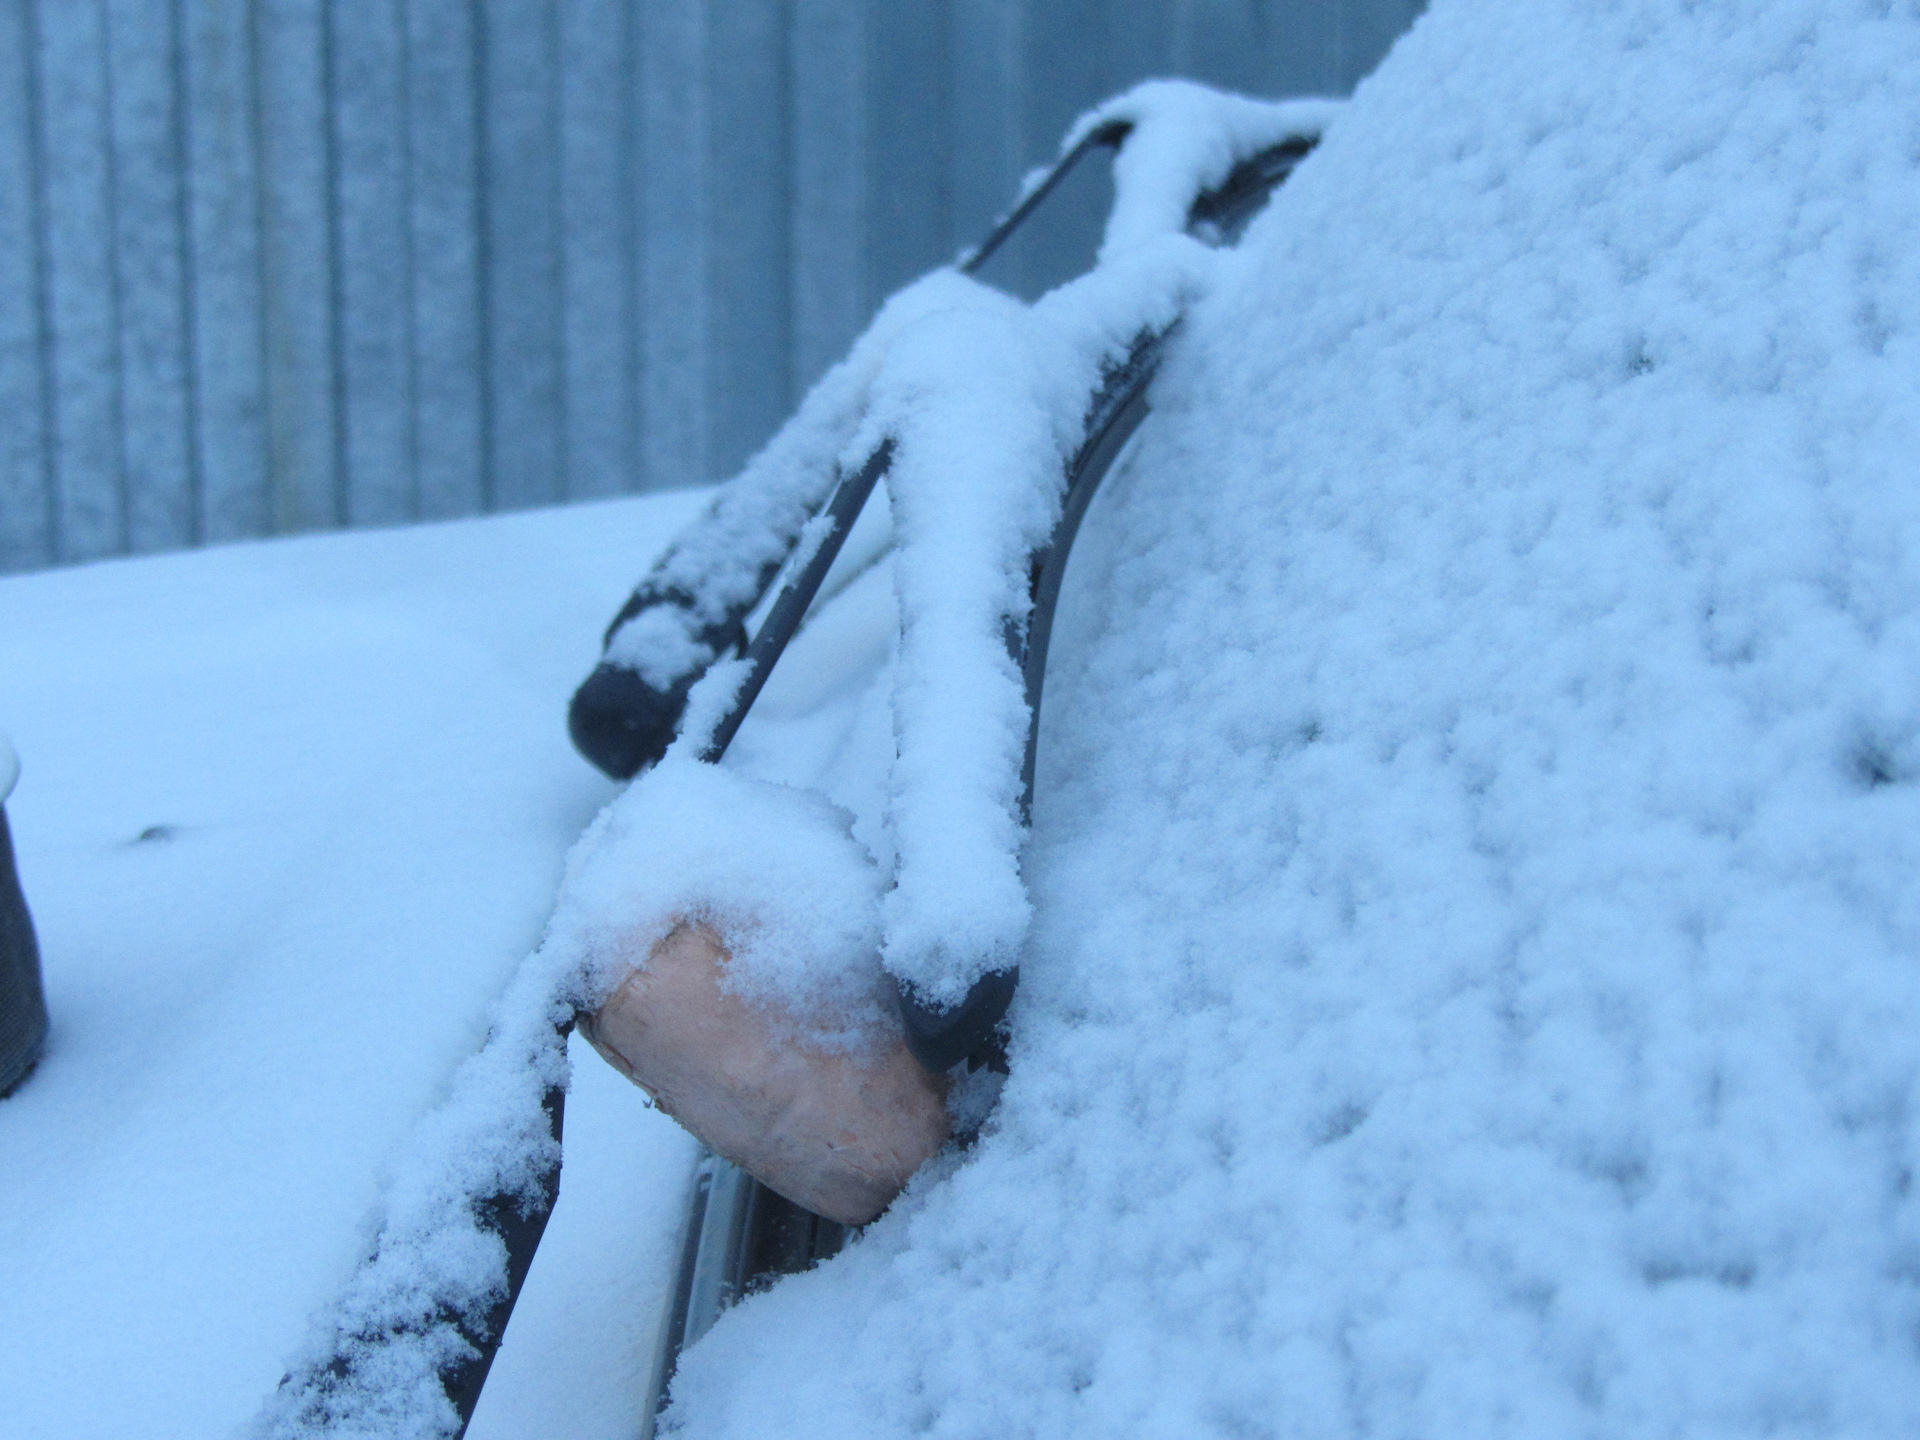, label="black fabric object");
[569,657,705,782]
[893,969,1019,1075]
[569,596,751,780]
[0,805,47,1098]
